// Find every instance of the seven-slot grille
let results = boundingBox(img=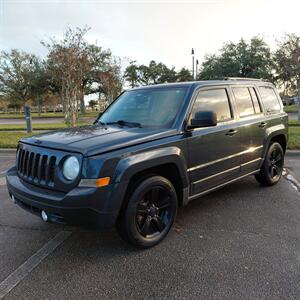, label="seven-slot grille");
[17,147,56,186]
